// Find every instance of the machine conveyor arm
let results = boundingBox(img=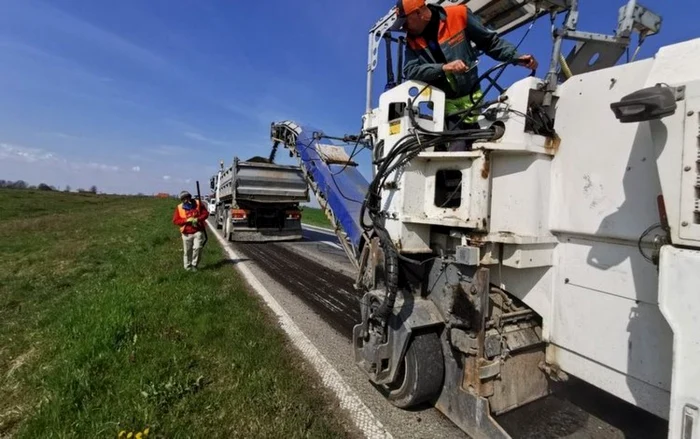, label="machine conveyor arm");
[270,121,372,272]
